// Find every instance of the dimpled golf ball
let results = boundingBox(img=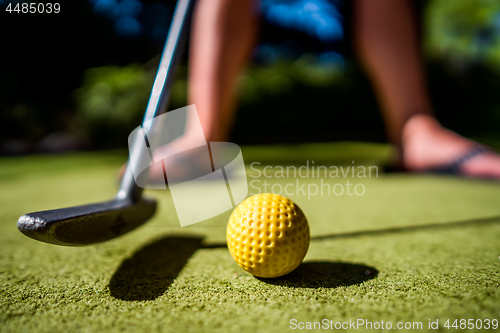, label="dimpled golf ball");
[227,193,310,278]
